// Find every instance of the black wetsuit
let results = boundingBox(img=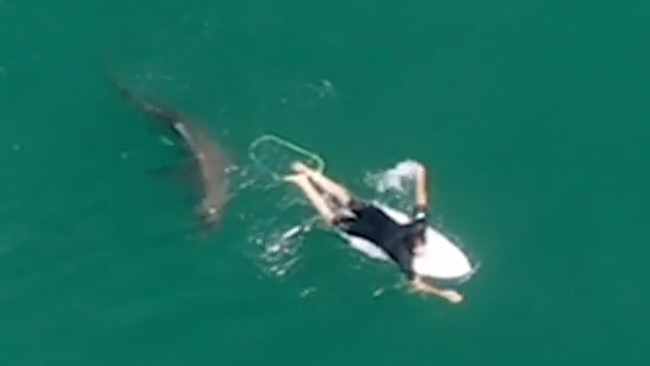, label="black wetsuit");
[334,199,428,280]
